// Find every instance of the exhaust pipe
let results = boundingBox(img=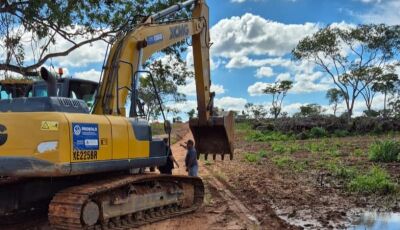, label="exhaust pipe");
[40,67,57,97]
